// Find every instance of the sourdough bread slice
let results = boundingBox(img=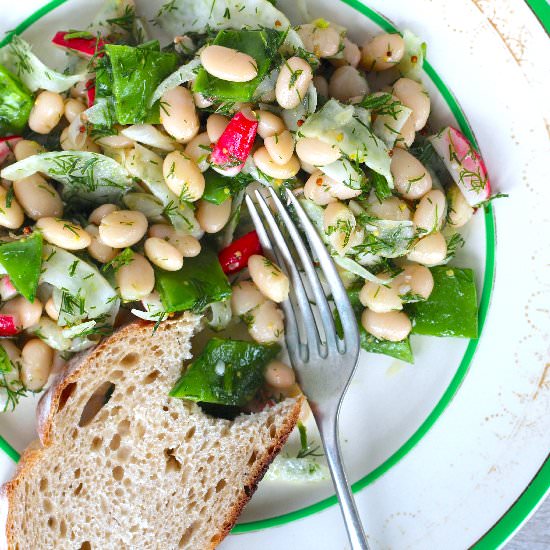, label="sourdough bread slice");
[0,314,302,550]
